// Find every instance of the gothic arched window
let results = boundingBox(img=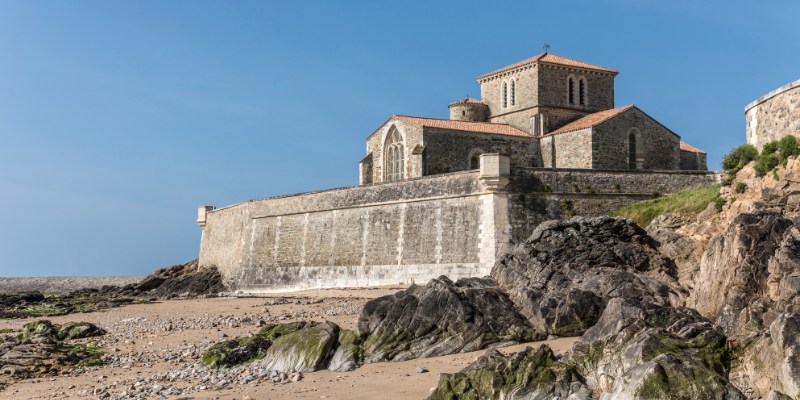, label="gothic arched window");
[579,77,587,106]
[384,127,405,182]
[510,79,516,106]
[502,81,508,108]
[568,76,575,105]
